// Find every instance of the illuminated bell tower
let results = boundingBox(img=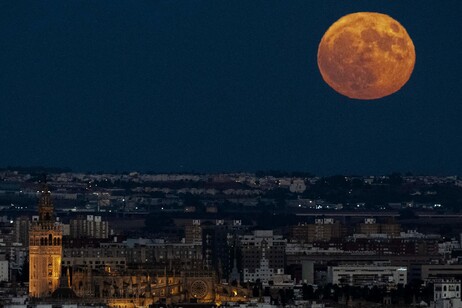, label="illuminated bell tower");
[29,184,62,298]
